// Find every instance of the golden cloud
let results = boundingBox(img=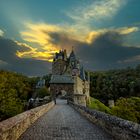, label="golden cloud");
[15,40,55,62]
[86,27,139,44]
[116,27,139,35]
[17,22,87,62]
[16,23,64,62]
[16,21,139,62]
[21,23,61,46]
[0,29,4,37]
[86,31,102,44]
